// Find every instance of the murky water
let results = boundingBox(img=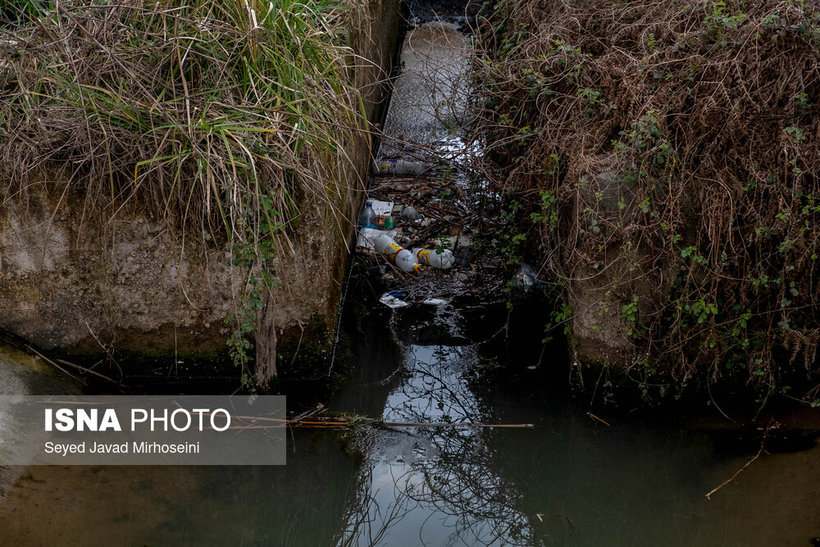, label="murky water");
[1,279,820,545]
[0,342,78,496]
[330,286,820,547]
